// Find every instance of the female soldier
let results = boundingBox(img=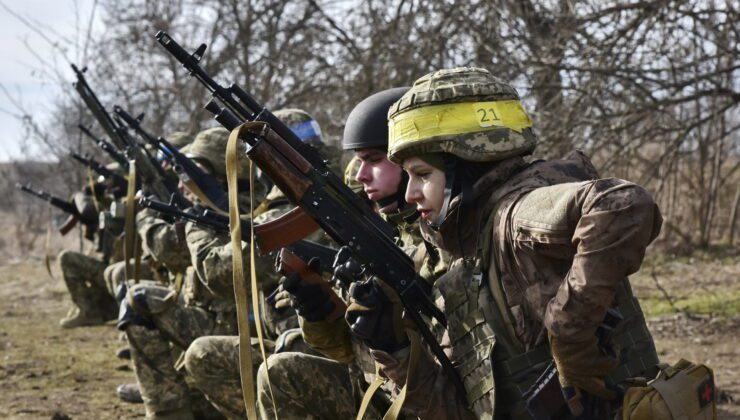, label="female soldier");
[346,67,662,419]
